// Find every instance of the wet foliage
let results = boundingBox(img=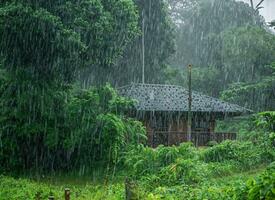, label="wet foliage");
[117,112,274,198]
[167,0,275,111]
[123,139,273,187]
[0,0,274,199]
[0,0,143,173]
[0,82,146,173]
[89,0,176,85]
[0,139,275,200]
[0,175,126,199]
